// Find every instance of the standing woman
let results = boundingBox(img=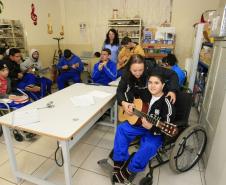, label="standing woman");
[103,28,119,64]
